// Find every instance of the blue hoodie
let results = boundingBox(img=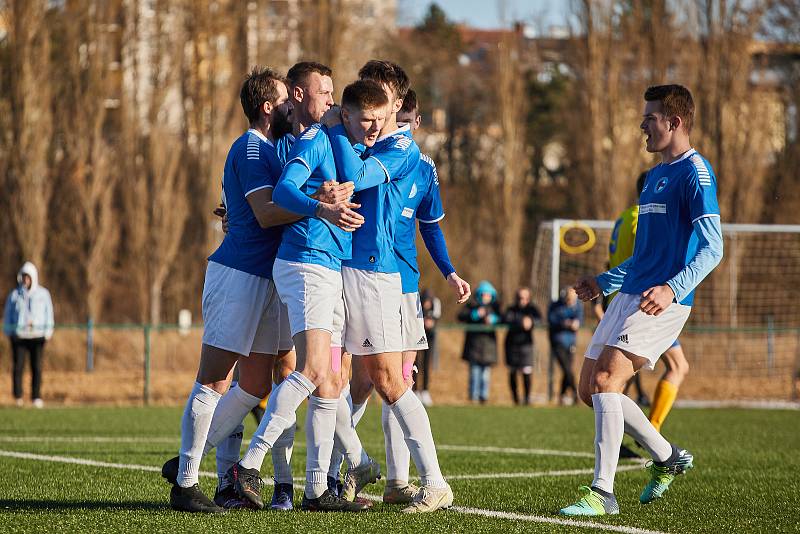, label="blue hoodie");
[4,262,54,340]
